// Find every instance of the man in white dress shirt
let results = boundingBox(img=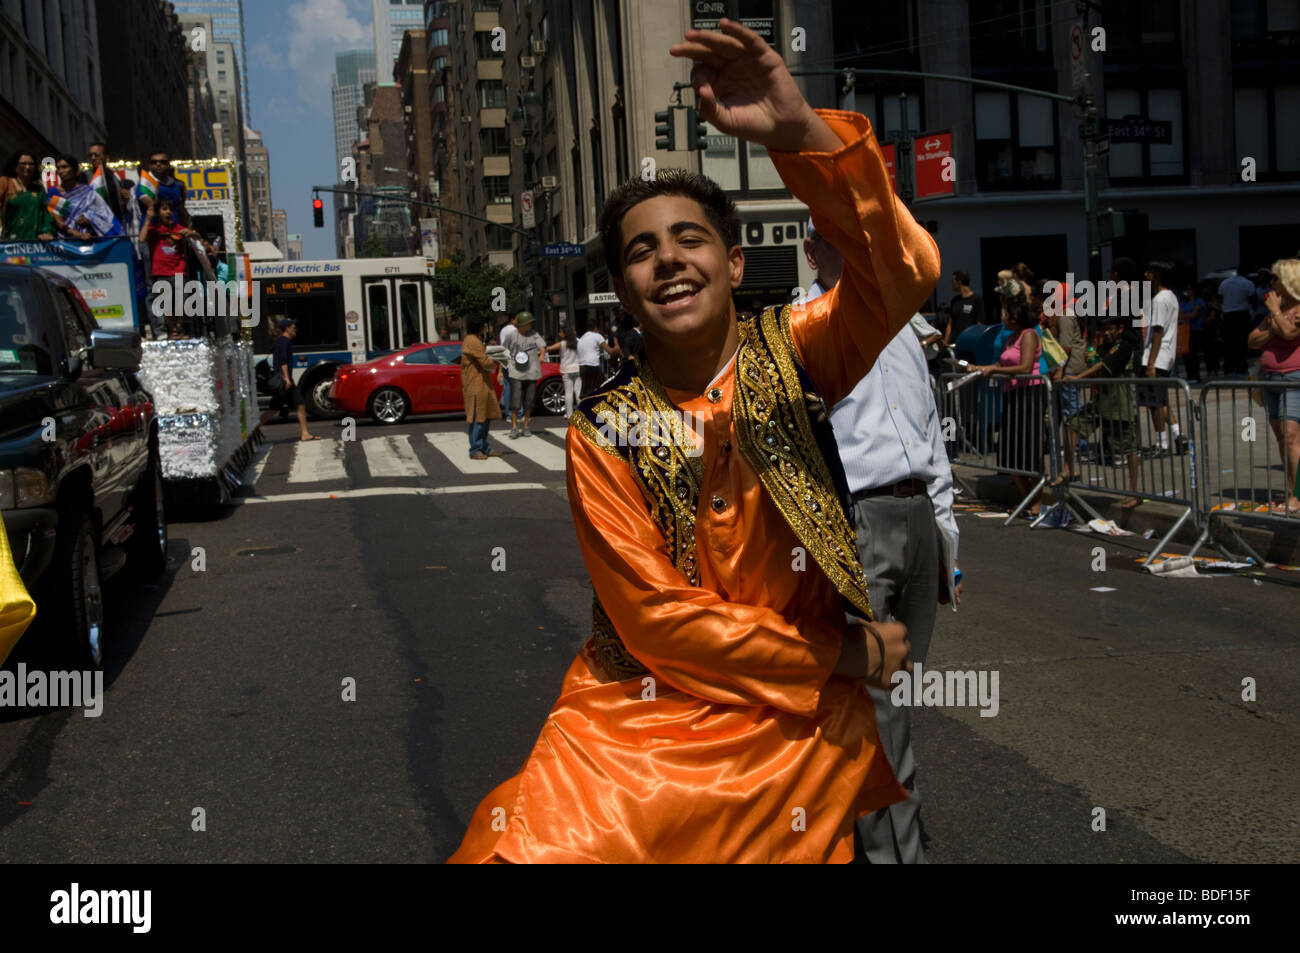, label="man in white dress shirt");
[805,219,961,864]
